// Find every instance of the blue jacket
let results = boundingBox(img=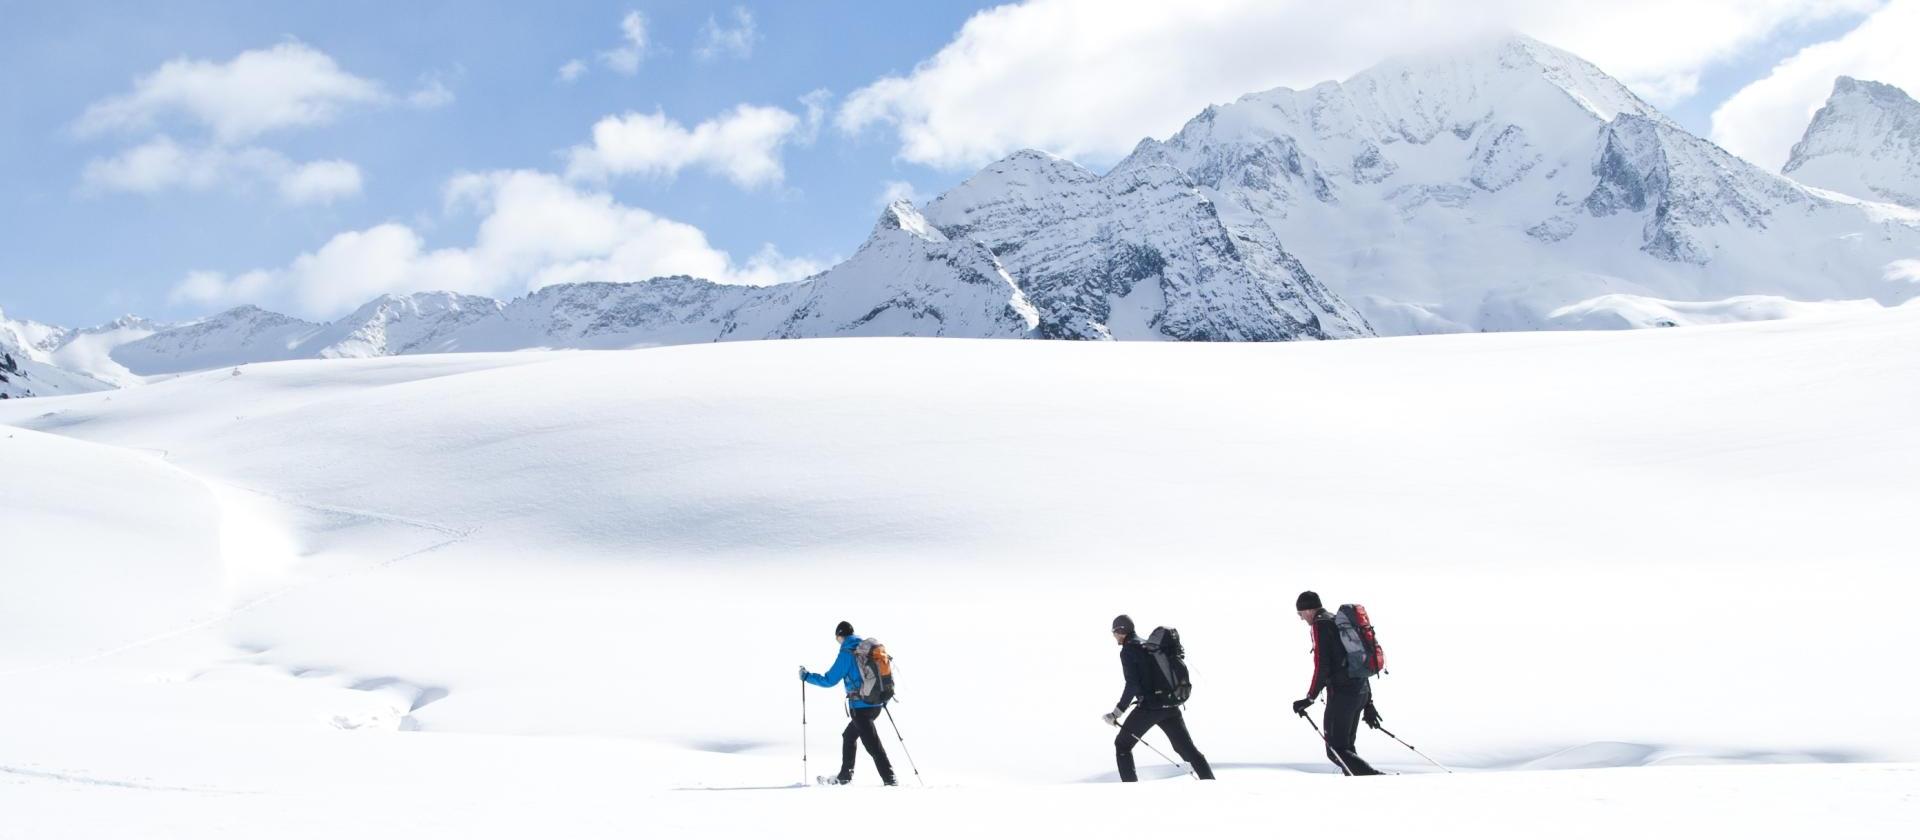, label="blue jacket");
[805,636,882,709]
